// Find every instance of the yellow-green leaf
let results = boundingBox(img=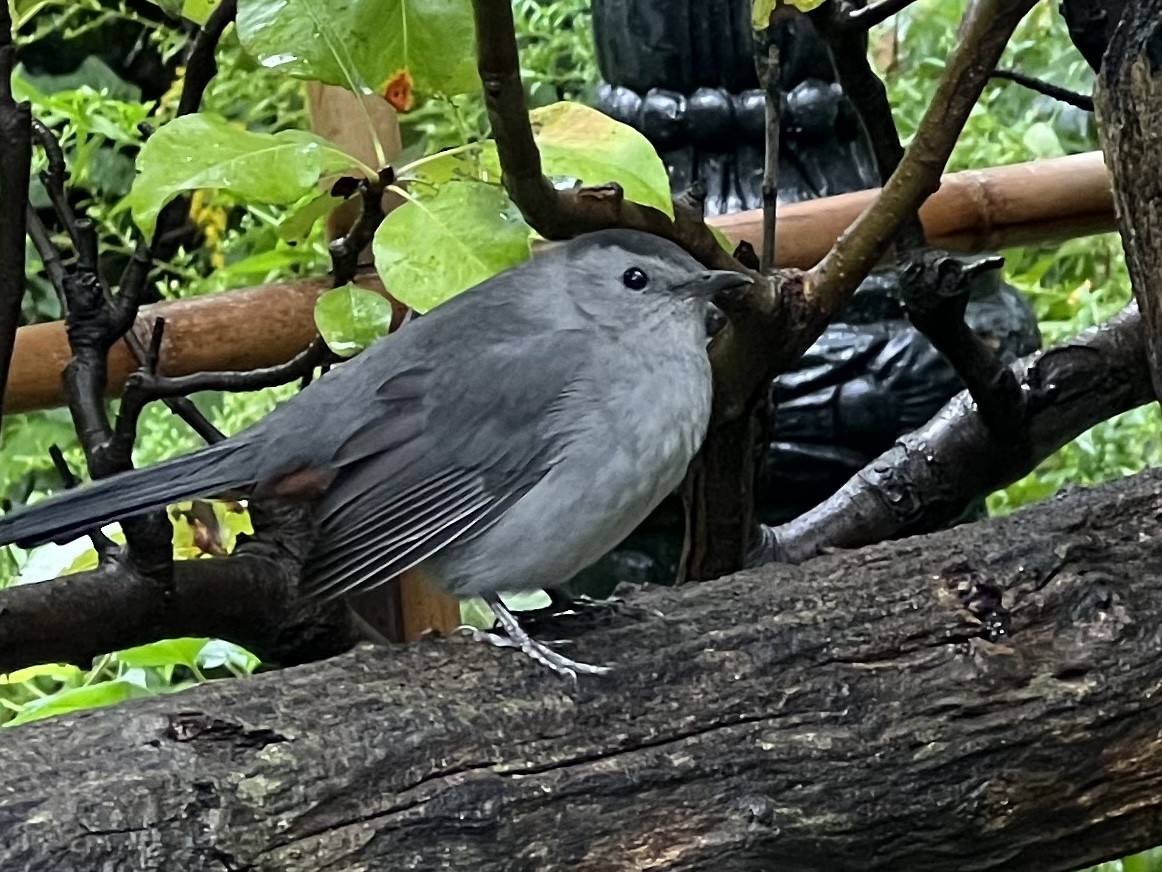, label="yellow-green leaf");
[123,113,371,236]
[752,0,825,27]
[373,181,532,313]
[503,102,674,218]
[314,284,395,357]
